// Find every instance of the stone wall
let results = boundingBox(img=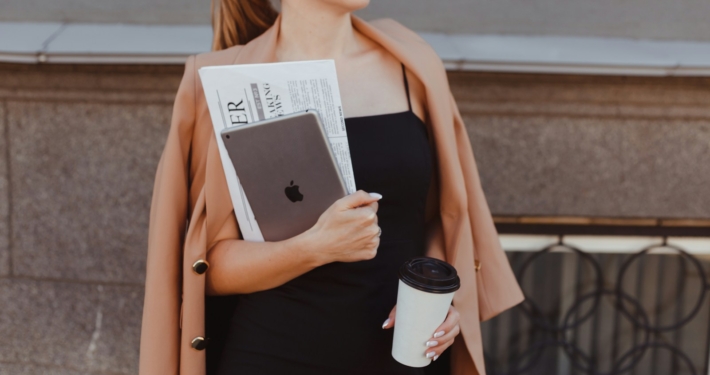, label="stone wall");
[0,64,182,375]
[451,72,710,218]
[0,62,708,374]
